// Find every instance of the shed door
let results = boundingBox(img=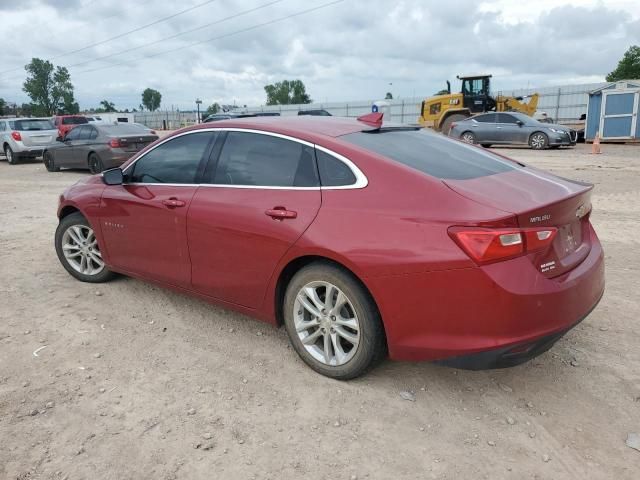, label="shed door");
[599,91,638,139]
